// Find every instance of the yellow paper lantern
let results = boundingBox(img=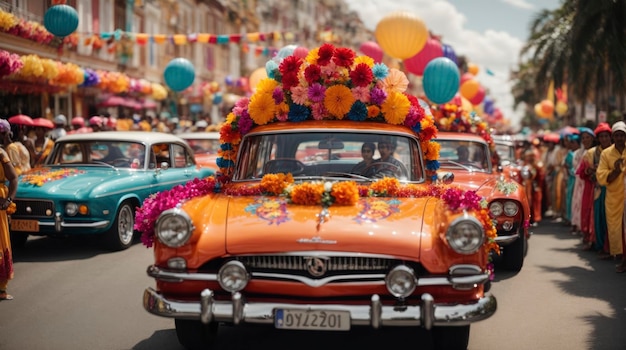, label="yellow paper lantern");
[375,11,428,60]
[248,67,267,93]
[556,101,568,116]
